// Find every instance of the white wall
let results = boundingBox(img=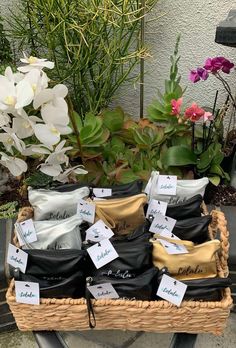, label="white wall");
[112,0,236,120]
